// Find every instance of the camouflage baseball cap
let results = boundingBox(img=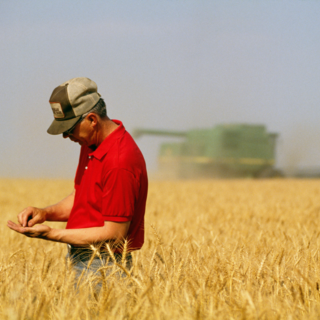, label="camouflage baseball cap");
[47,77,101,135]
